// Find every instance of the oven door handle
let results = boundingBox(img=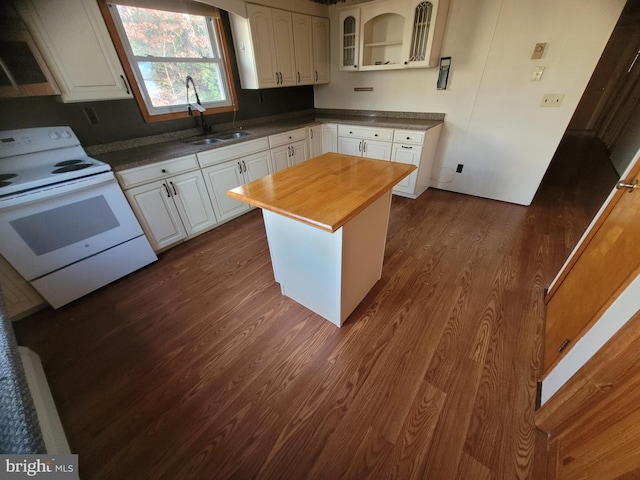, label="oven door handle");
[0,172,117,209]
